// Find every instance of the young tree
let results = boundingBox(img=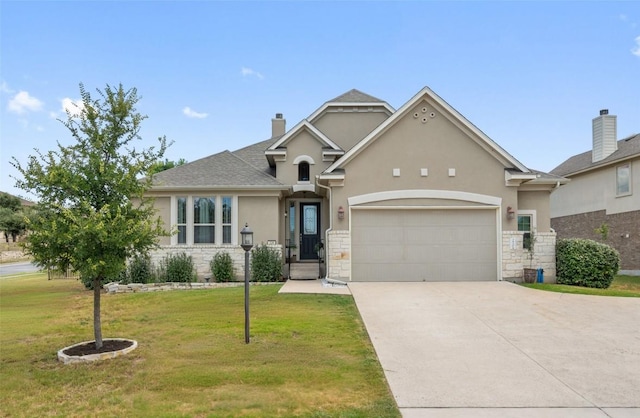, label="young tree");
[12,83,169,349]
